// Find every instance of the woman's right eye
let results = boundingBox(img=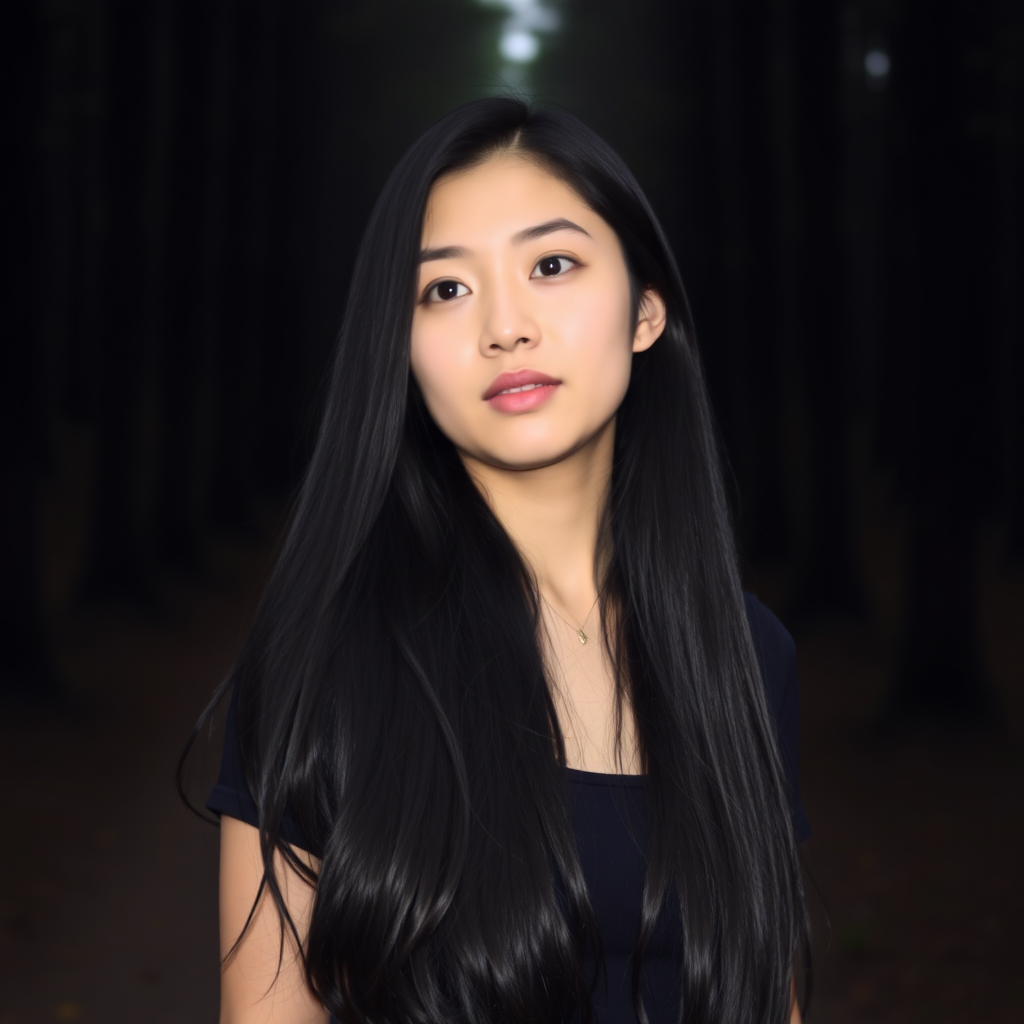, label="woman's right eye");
[425,280,469,303]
